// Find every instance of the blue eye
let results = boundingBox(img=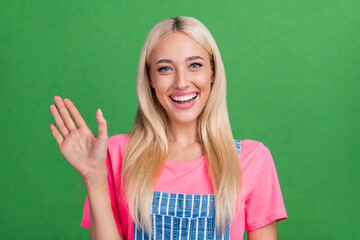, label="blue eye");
[190,63,202,69]
[158,66,171,72]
